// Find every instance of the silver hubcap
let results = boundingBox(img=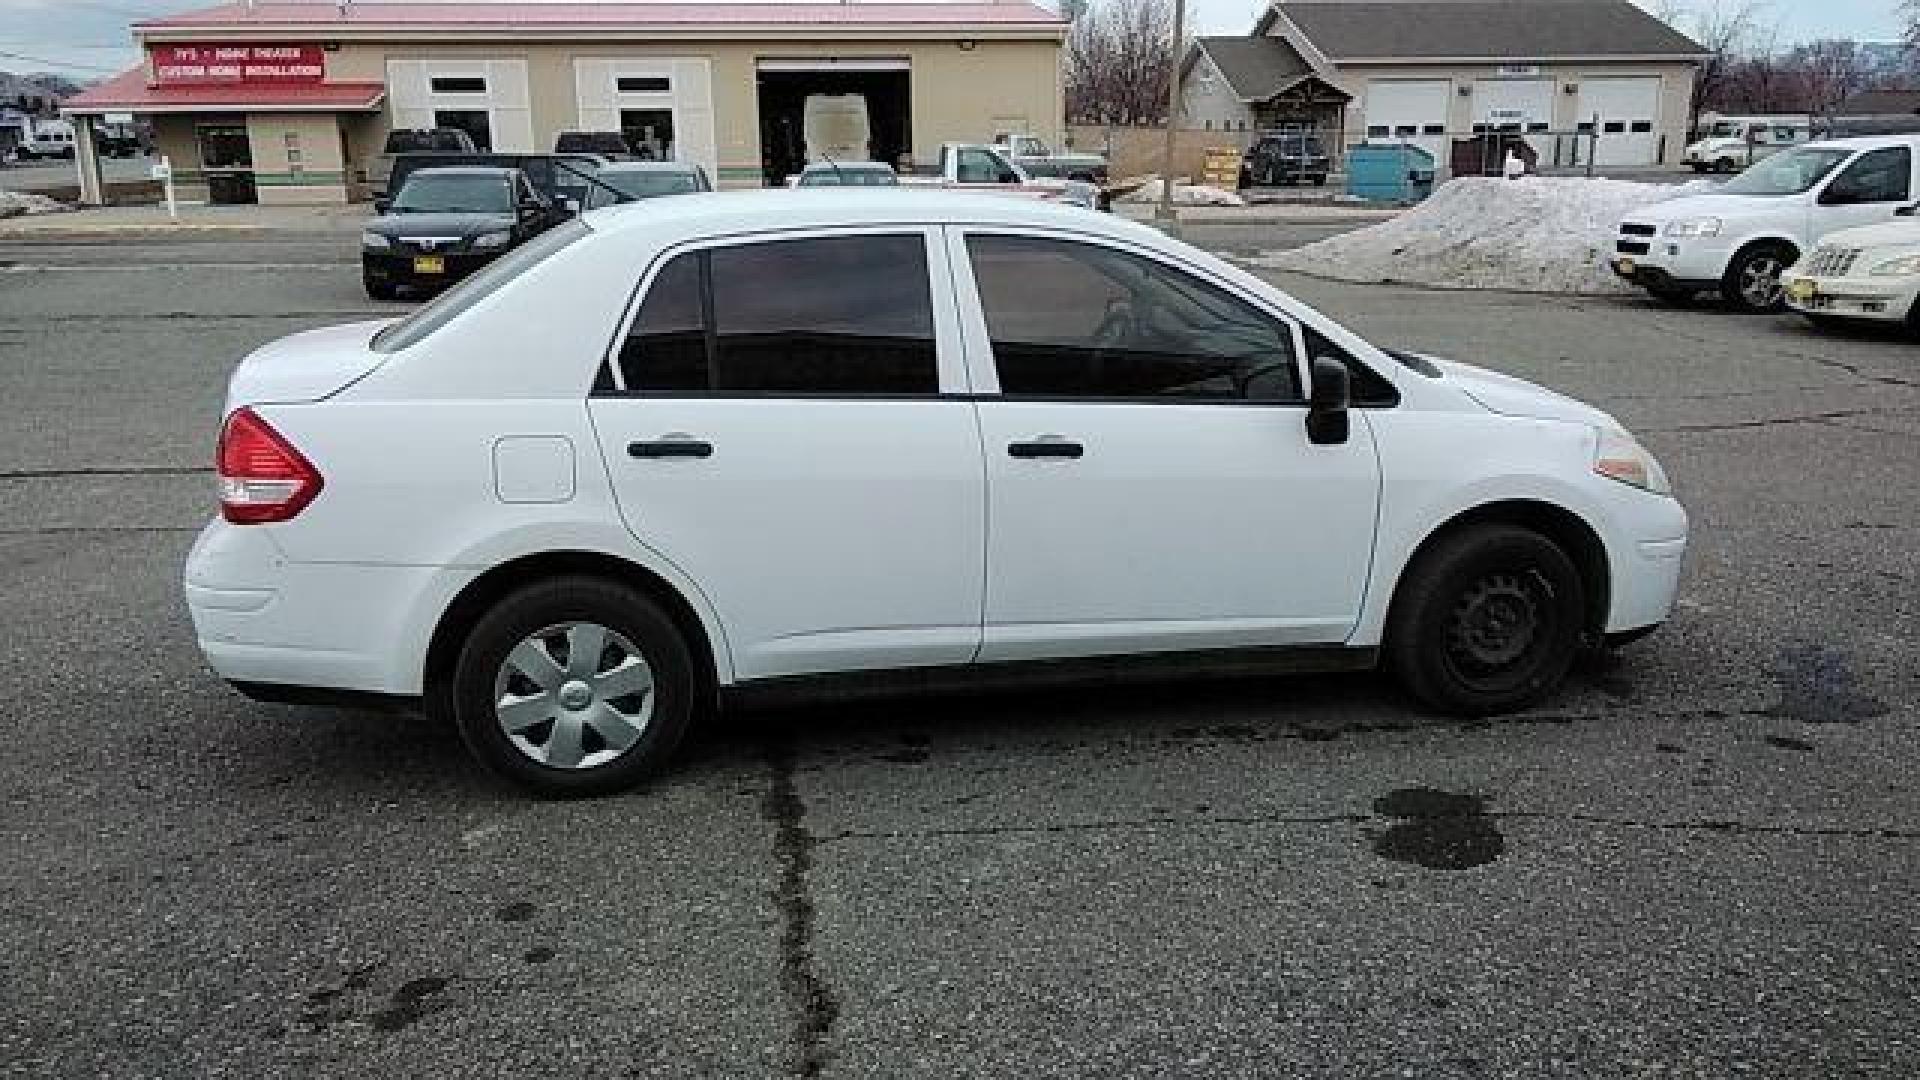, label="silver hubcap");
[494,622,655,770]
[1741,256,1784,307]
